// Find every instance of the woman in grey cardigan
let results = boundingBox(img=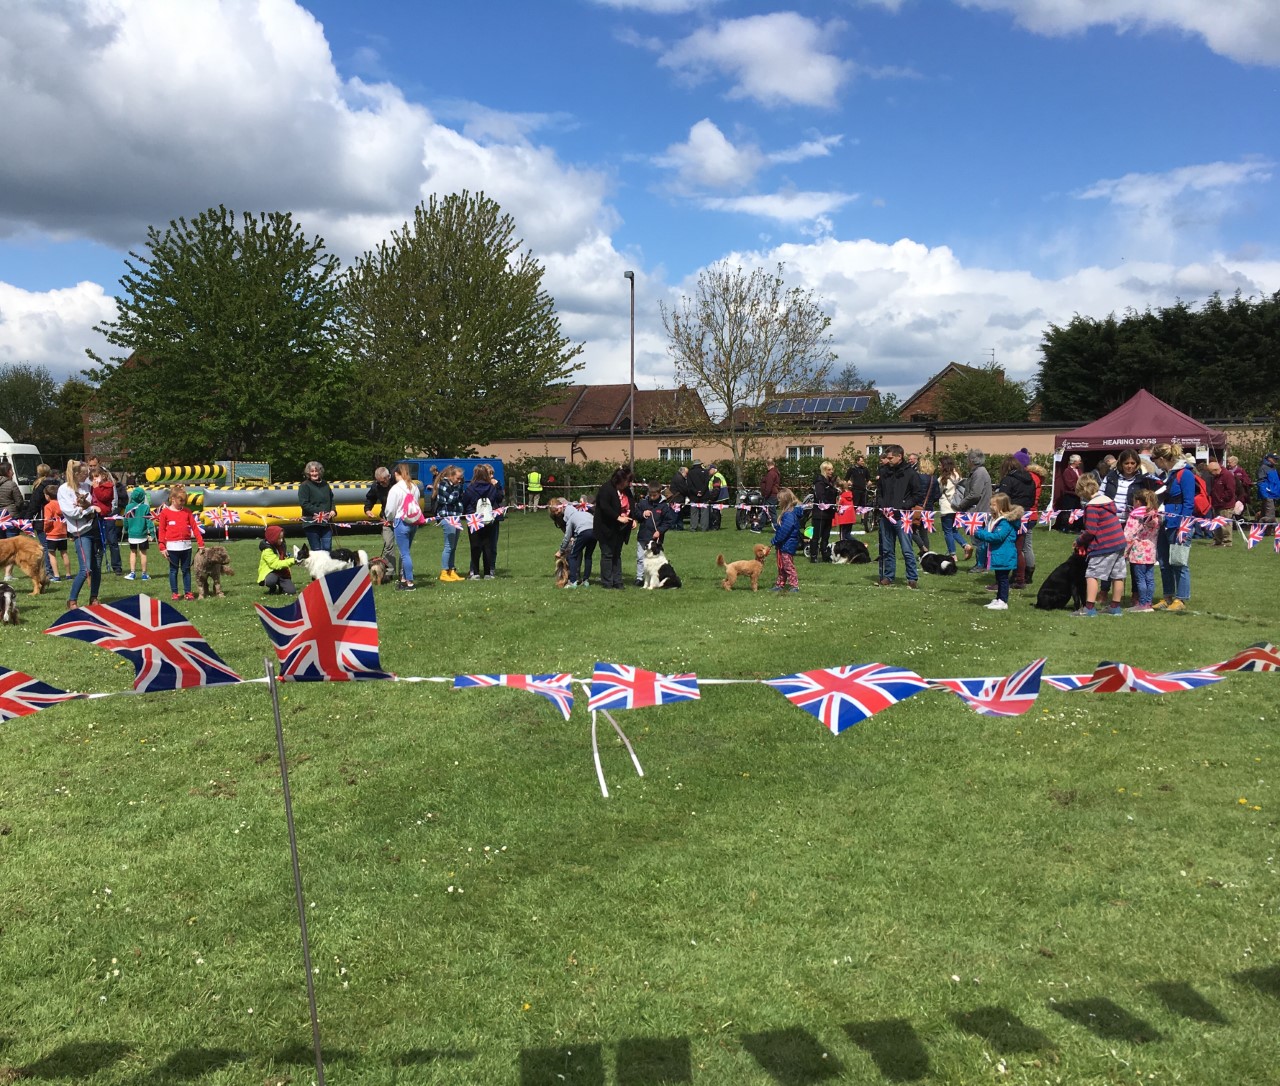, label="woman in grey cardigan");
[955,449,993,571]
